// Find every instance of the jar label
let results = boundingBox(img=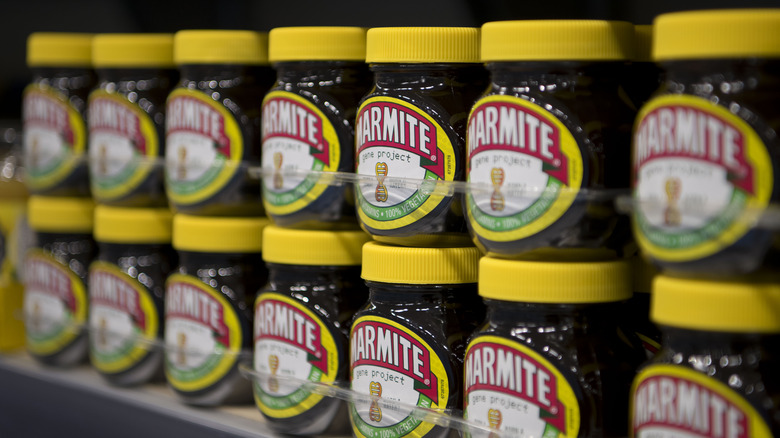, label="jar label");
[23,249,88,356]
[88,261,160,374]
[631,364,772,438]
[253,293,339,418]
[165,89,244,206]
[633,95,773,262]
[164,273,242,392]
[464,335,580,438]
[465,96,584,241]
[22,84,87,191]
[261,91,341,215]
[87,91,159,201]
[349,315,450,438]
[355,97,457,231]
